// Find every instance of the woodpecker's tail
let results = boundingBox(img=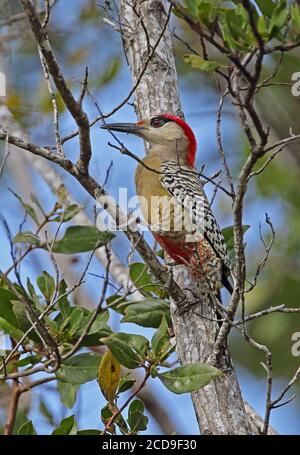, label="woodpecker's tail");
[222,265,233,294]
